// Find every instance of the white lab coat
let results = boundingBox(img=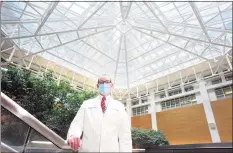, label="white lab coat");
[67,95,132,152]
